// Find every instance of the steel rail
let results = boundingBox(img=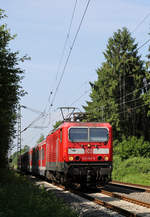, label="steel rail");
[111,180,150,193]
[100,189,150,209]
[70,189,141,217]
